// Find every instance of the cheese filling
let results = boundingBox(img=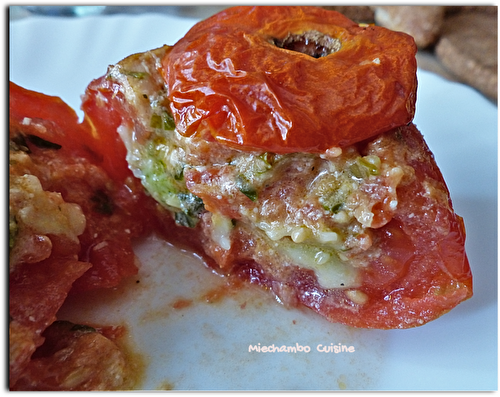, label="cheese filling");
[104,46,414,292]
